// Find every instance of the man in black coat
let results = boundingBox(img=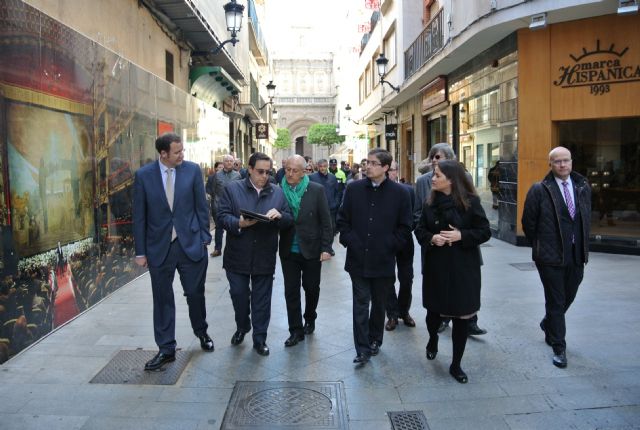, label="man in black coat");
[278,155,334,347]
[522,146,591,369]
[384,160,417,331]
[337,149,413,365]
[309,160,341,235]
[217,152,293,356]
